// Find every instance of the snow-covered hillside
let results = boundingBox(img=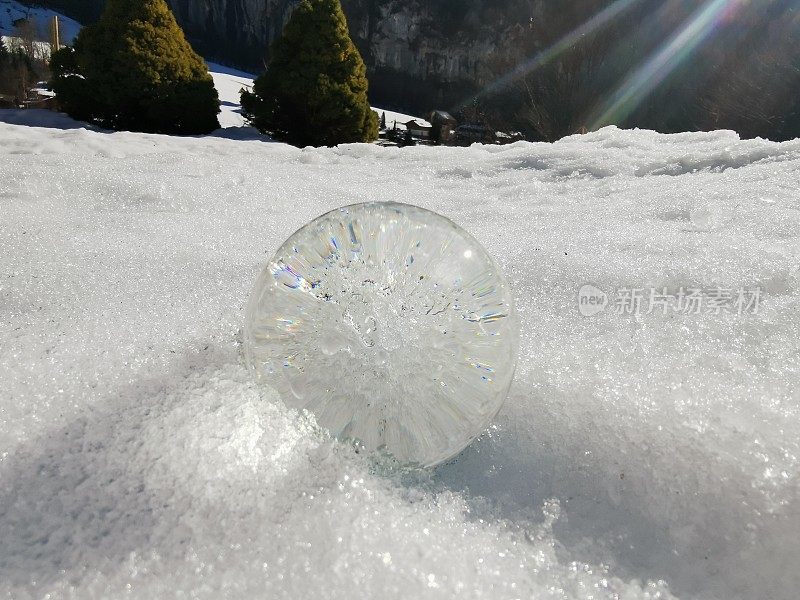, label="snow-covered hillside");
[0,0,80,42]
[1,109,799,599]
[209,62,256,129]
[209,62,424,133]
